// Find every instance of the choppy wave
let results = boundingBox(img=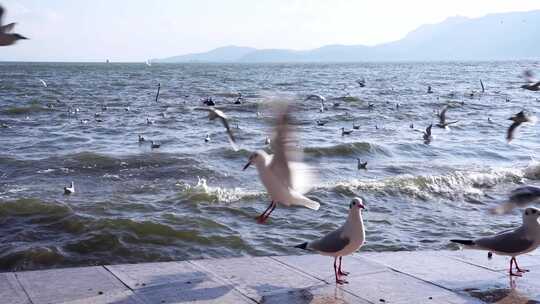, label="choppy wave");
[331,166,531,201]
[2,104,51,115]
[304,142,391,157]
